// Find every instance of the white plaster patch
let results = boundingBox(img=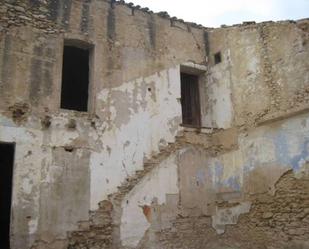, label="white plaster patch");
[253,137,277,164]
[28,218,38,235]
[90,66,182,210]
[120,154,179,248]
[22,178,33,195]
[0,124,44,243]
[212,202,251,234]
[206,62,233,129]
[0,114,15,127]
